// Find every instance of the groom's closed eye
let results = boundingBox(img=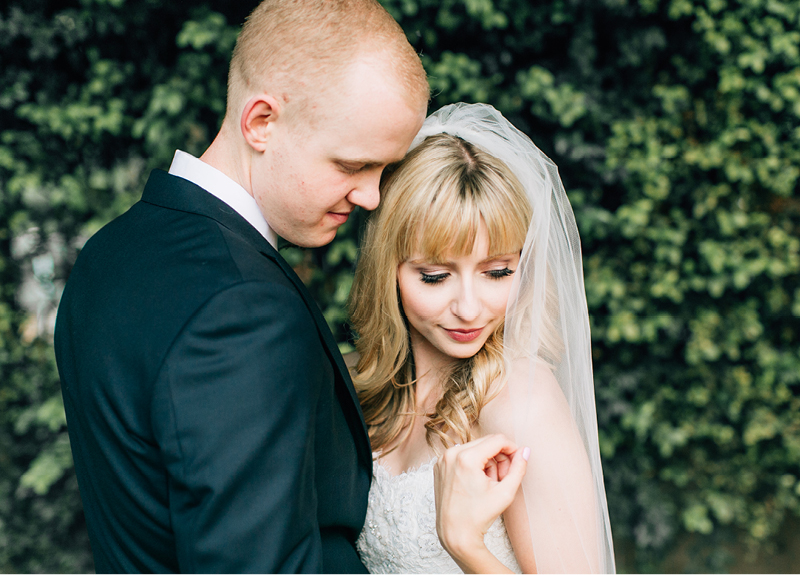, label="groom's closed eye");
[337,162,365,174]
[336,160,381,174]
